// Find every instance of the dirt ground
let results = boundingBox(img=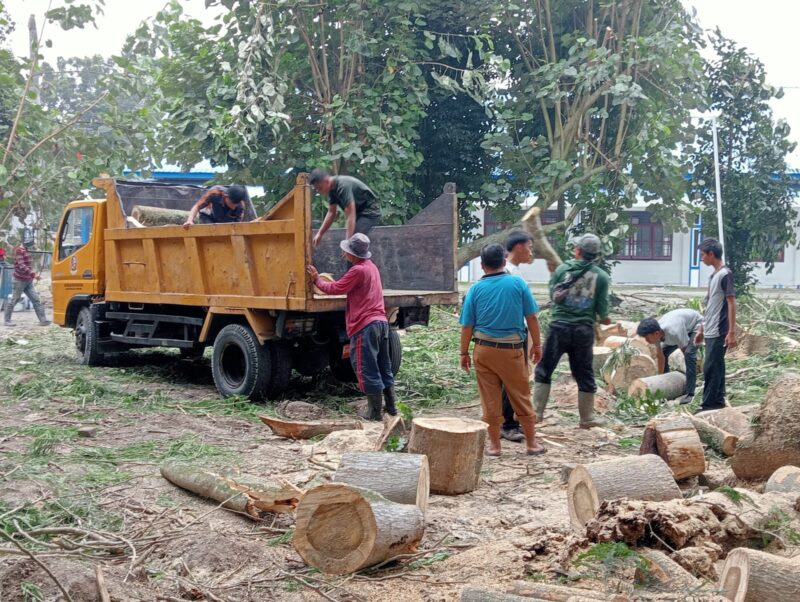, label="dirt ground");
[0,281,791,601]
